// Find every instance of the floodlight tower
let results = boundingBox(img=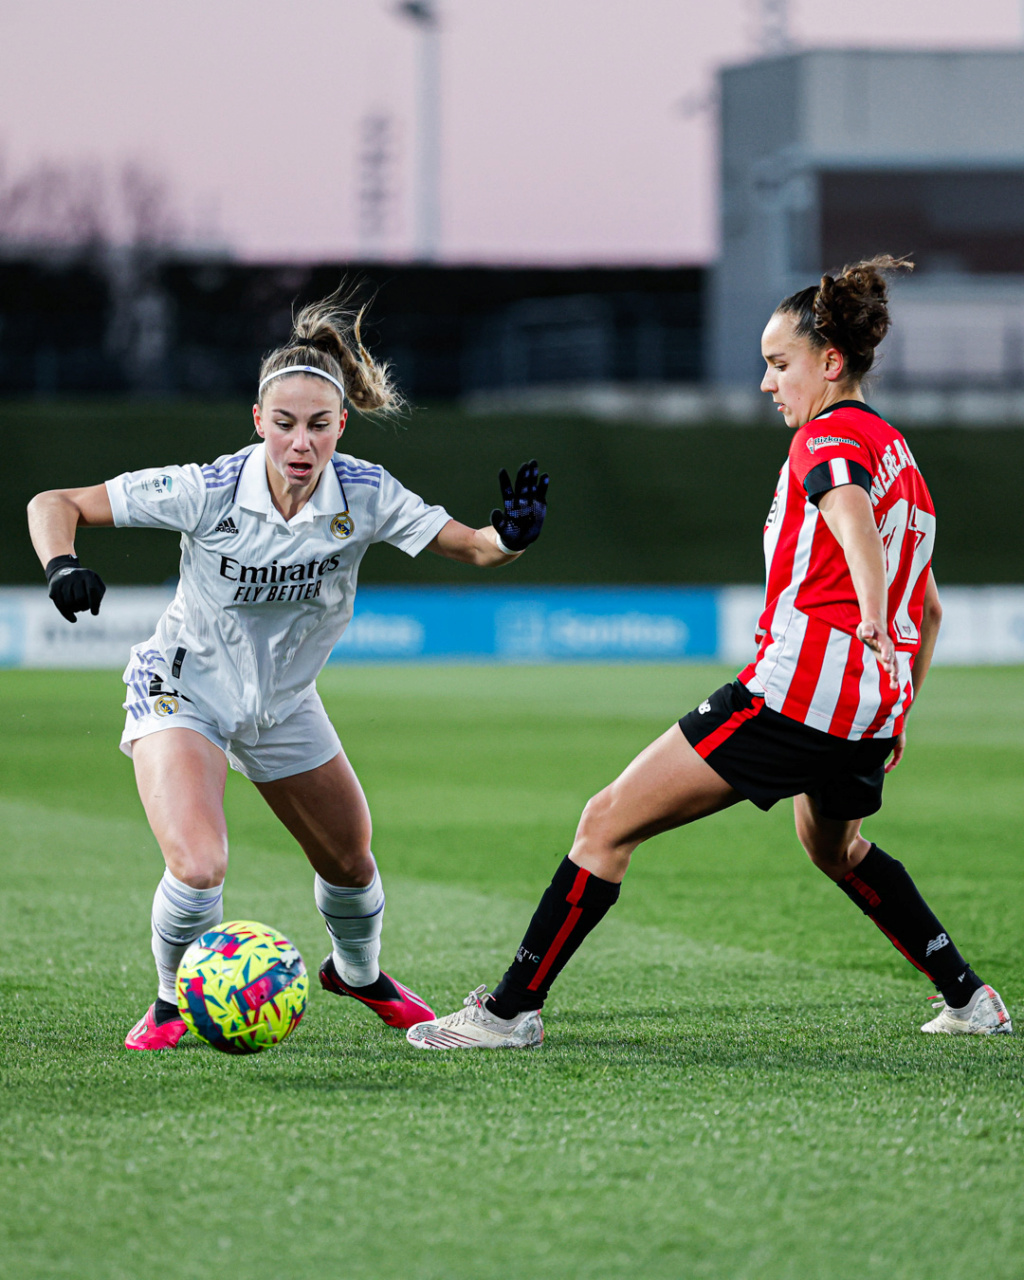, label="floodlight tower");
[357,112,397,256]
[760,0,792,54]
[397,0,441,261]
